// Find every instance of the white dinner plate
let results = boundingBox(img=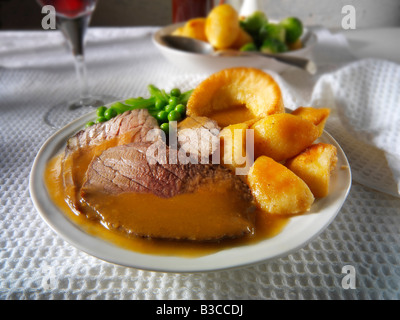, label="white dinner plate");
[29,110,351,273]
